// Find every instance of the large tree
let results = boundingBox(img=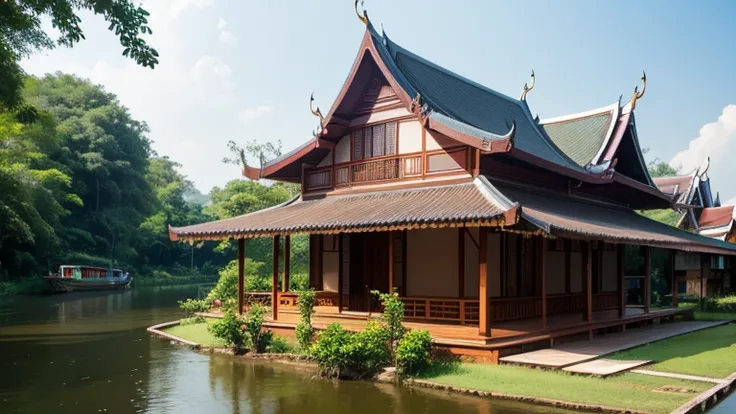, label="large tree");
[0,0,158,109]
